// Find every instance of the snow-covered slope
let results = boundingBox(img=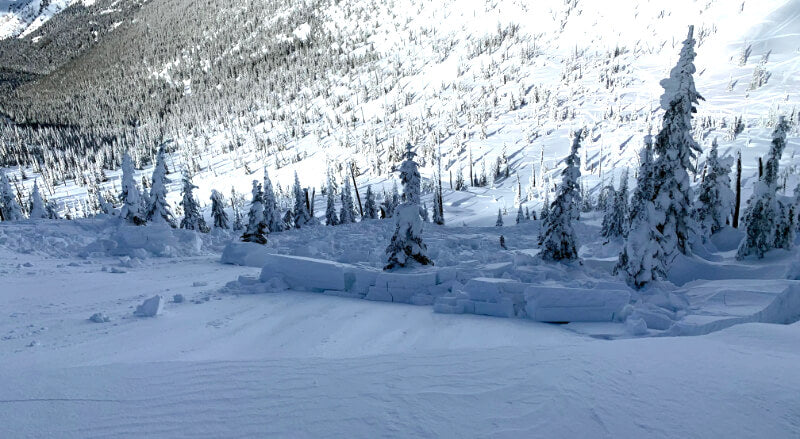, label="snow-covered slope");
[0,0,94,39]
[2,0,797,227]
